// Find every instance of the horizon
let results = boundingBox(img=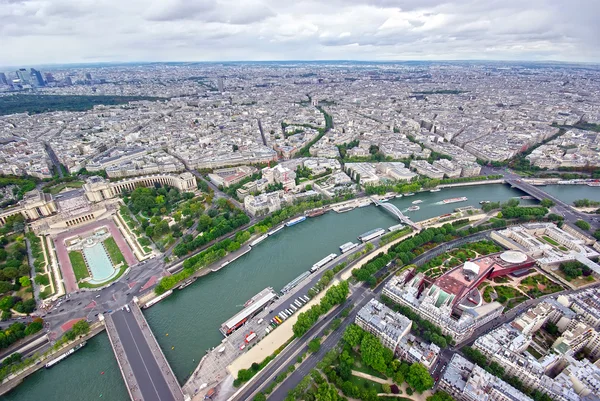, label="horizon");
[3,58,600,71]
[2,0,599,66]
